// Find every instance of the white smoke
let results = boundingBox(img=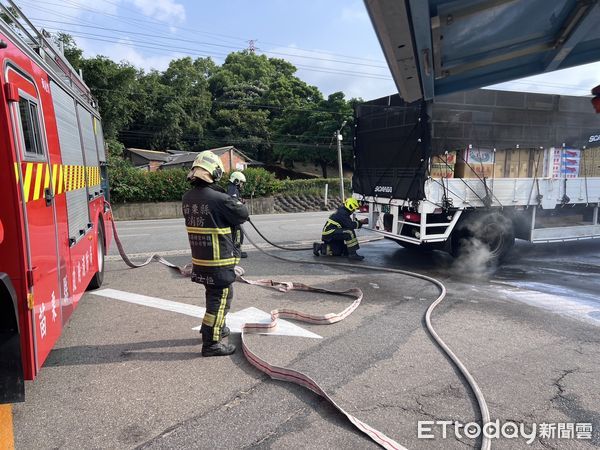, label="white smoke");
[451,237,495,279]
